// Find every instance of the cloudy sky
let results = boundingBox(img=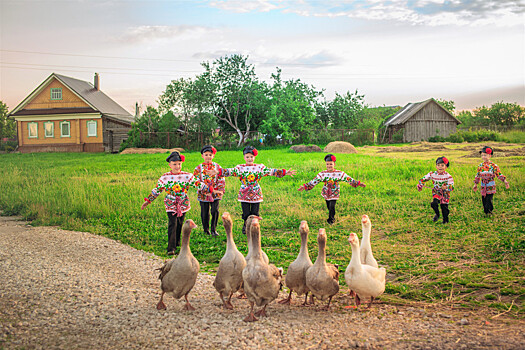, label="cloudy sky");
[1,0,523,114]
